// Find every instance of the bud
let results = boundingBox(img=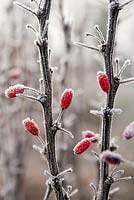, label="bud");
[60,88,74,109]
[101,150,123,165]
[22,118,39,136]
[123,123,134,140]
[5,84,24,98]
[8,68,21,79]
[83,130,98,143]
[97,71,110,92]
[73,138,91,155]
